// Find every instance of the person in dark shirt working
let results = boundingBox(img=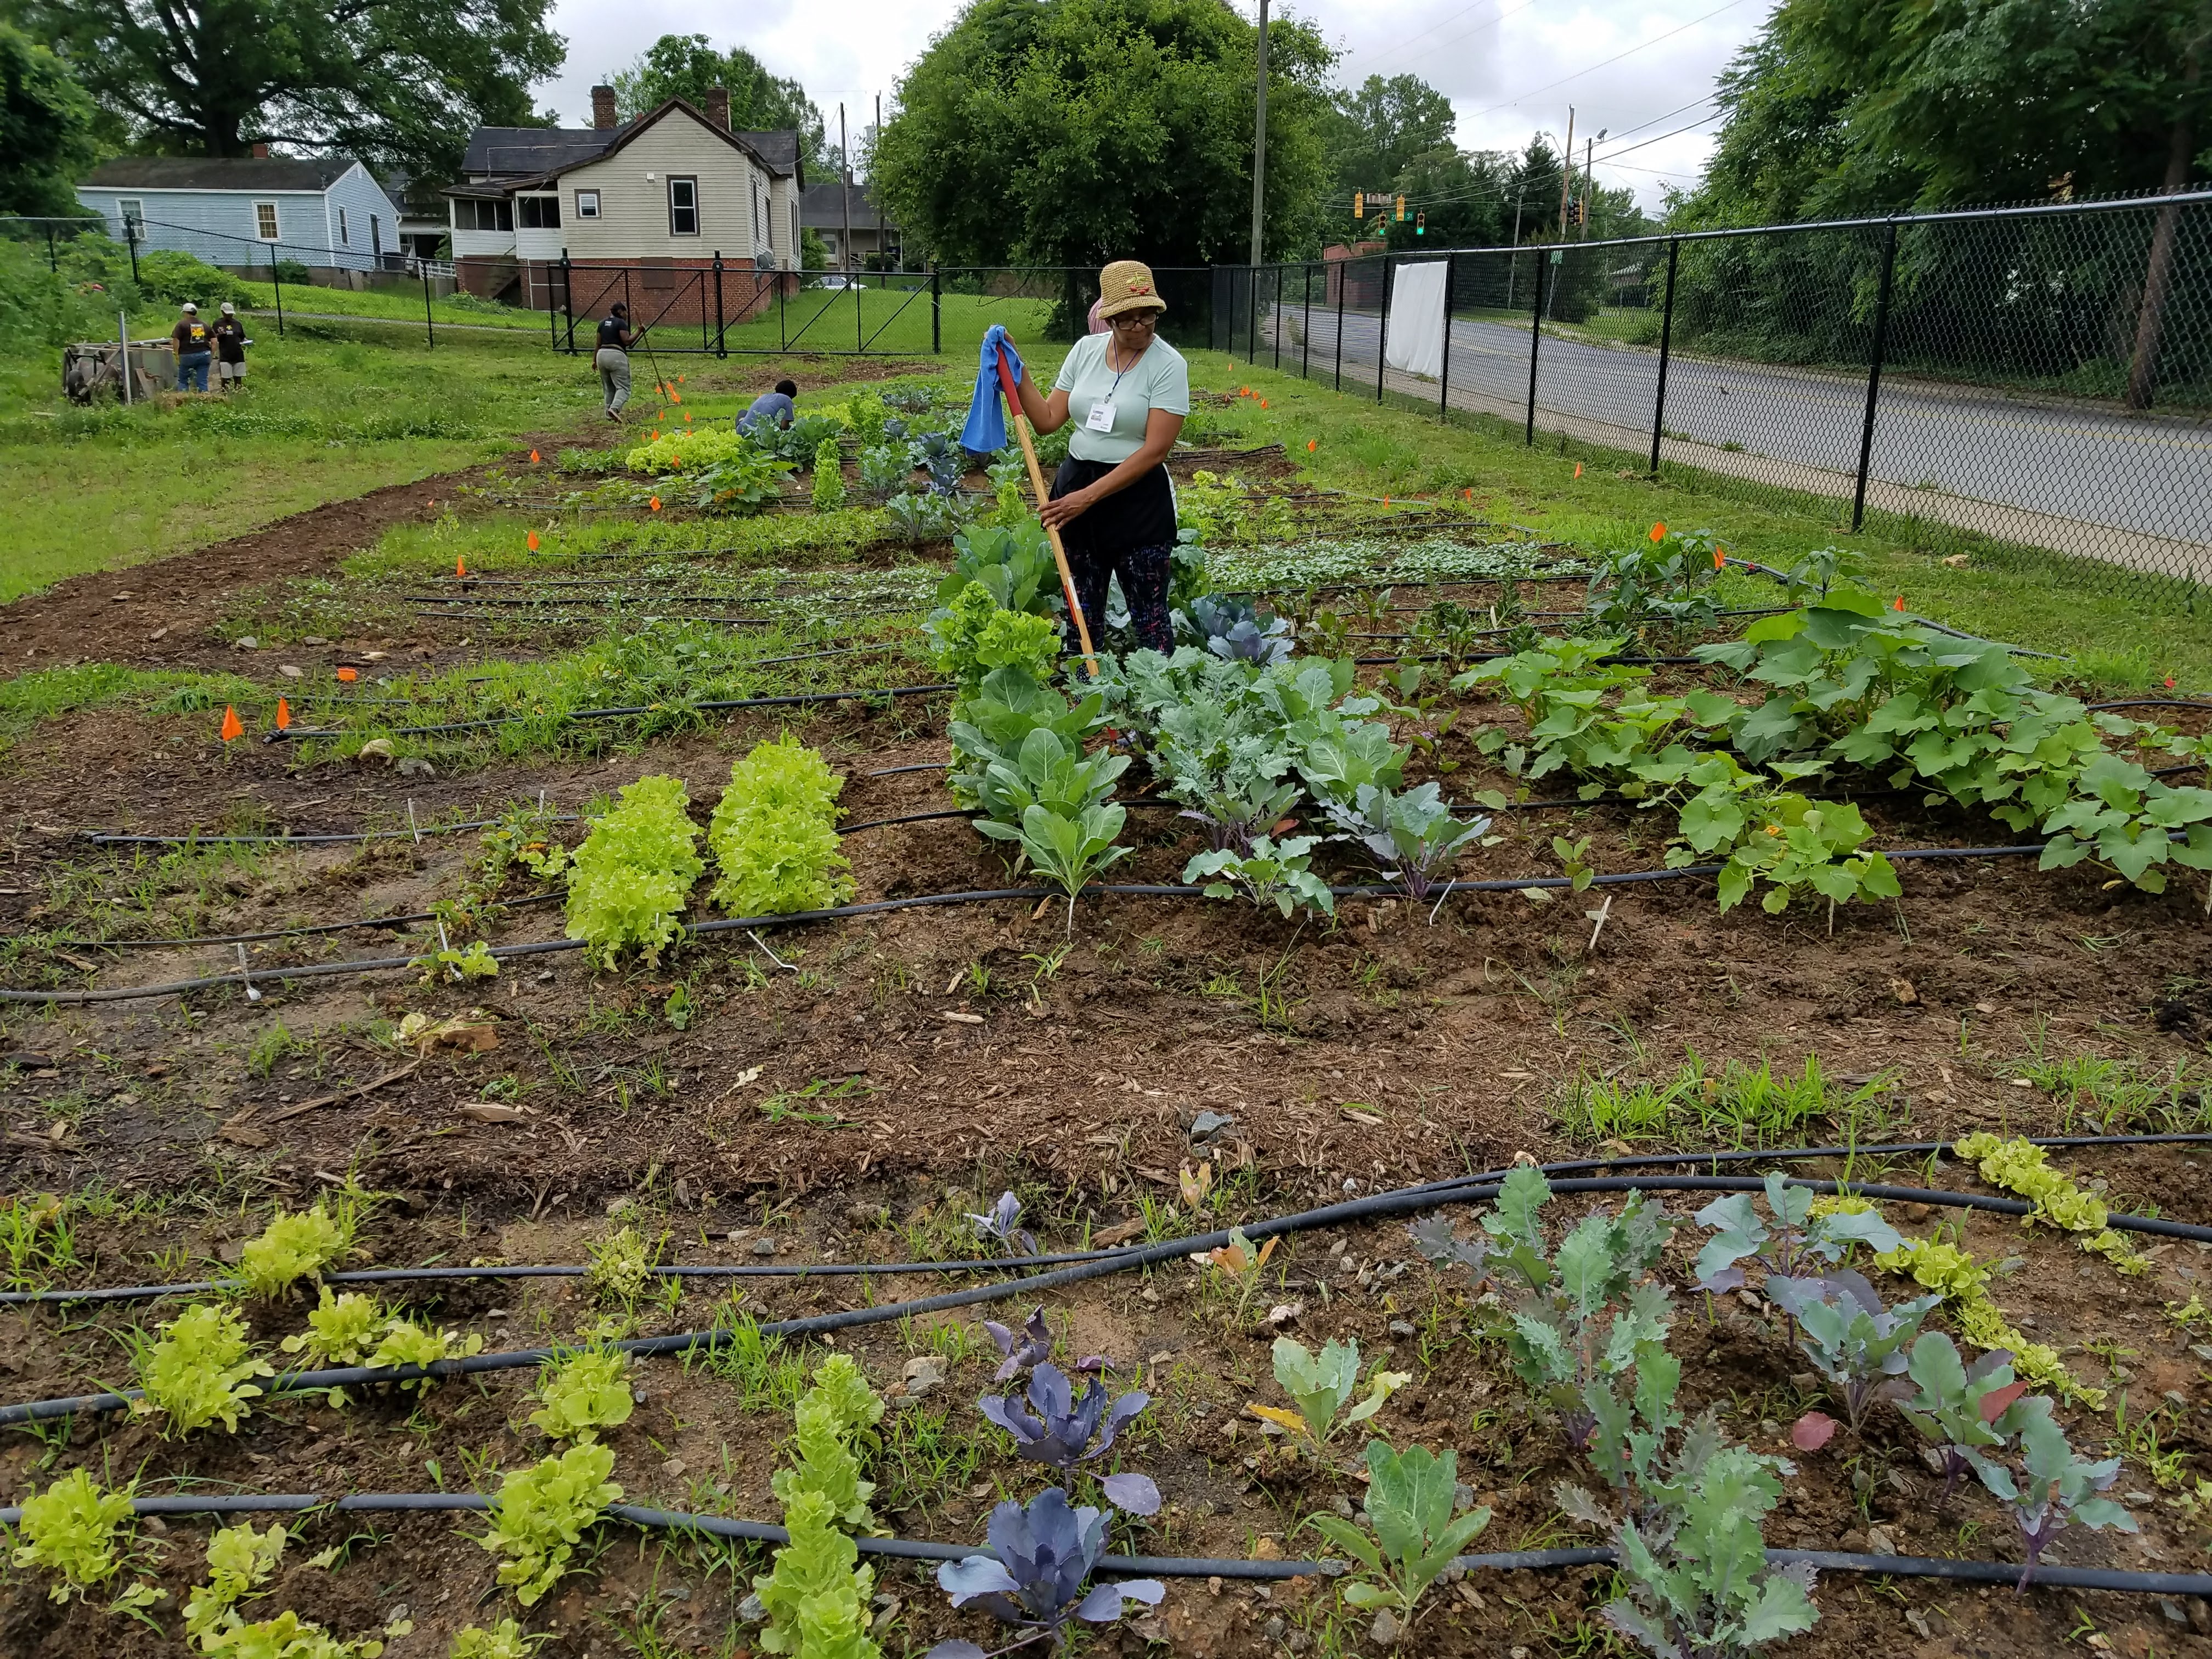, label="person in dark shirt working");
[595,304,633,420]
[171,304,213,392]
[212,303,249,391]
[737,378,799,433]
